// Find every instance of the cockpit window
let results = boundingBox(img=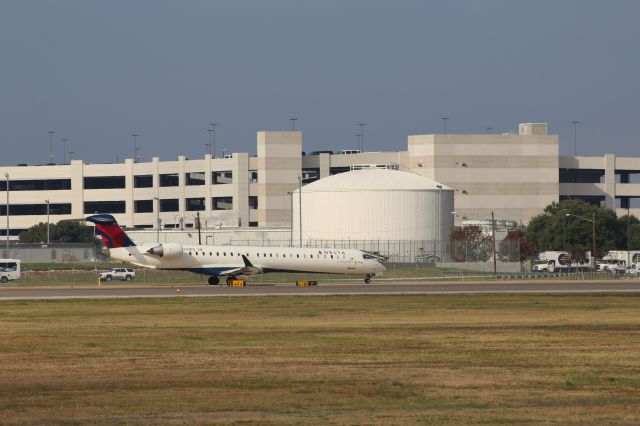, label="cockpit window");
[363,254,376,260]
